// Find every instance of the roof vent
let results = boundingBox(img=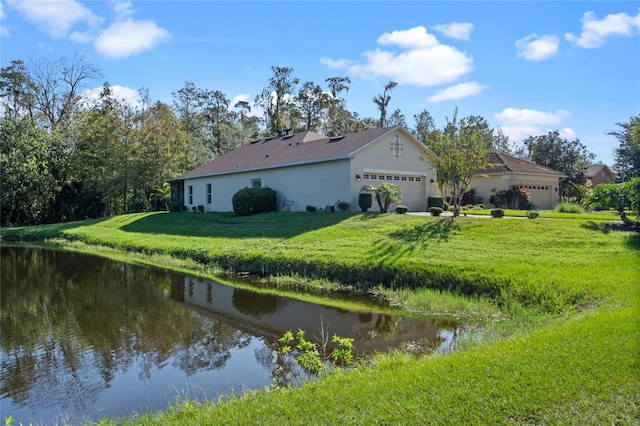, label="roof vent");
[283,134,294,139]
[329,135,345,142]
[264,136,275,141]
[250,139,260,144]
